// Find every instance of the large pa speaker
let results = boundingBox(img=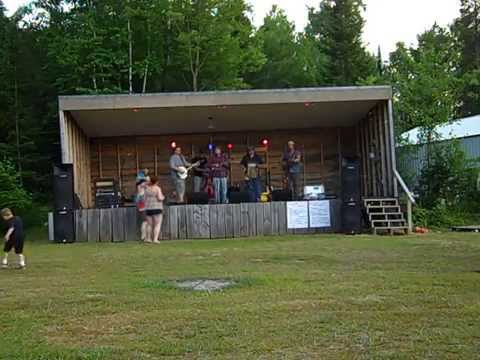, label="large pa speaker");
[53,209,75,243]
[229,191,250,204]
[342,201,362,234]
[54,164,74,210]
[271,189,292,202]
[188,192,209,205]
[342,158,361,202]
